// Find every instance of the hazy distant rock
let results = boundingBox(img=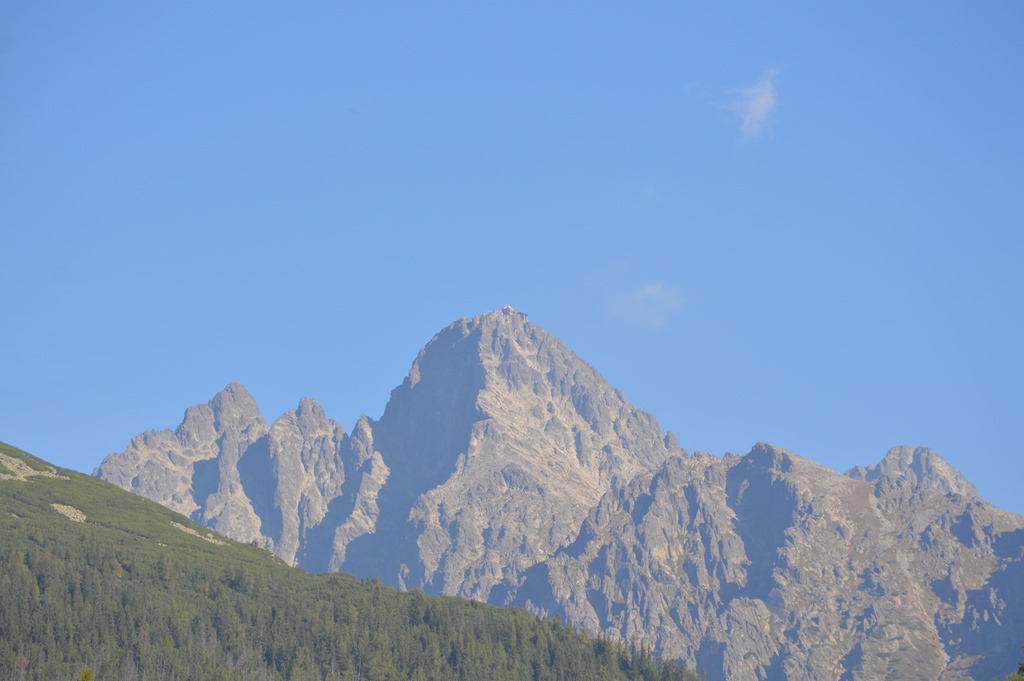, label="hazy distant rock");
[309,414,390,572]
[340,307,677,598]
[262,397,348,563]
[846,444,978,498]
[95,382,269,541]
[95,310,1024,681]
[514,442,1024,680]
[96,384,375,566]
